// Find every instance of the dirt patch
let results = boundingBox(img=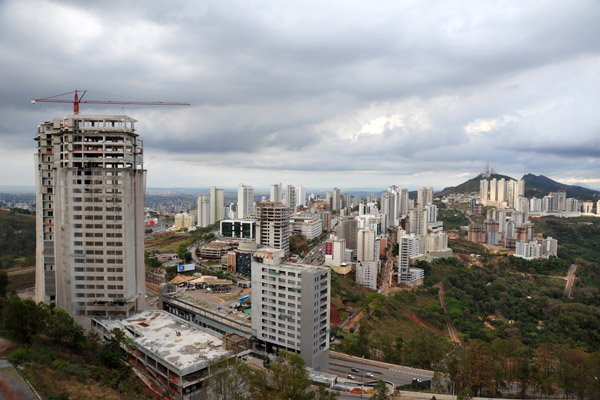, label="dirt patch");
[404,312,444,335]
[345,310,365,330]
[330,303,342,325]
[0,338,17,357]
